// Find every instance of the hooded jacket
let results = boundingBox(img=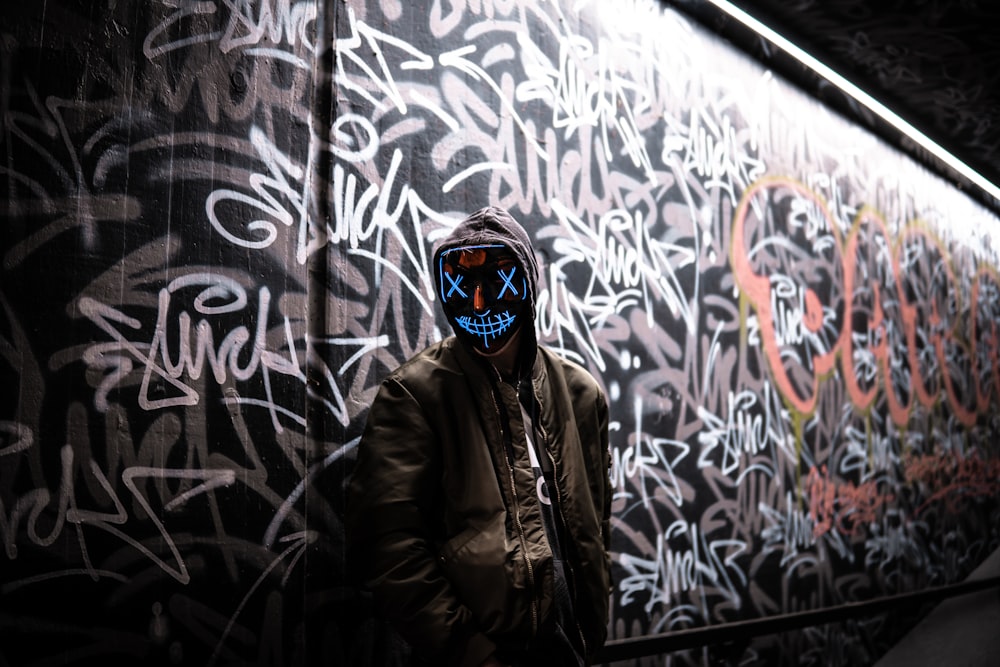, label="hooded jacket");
[347,207,612,666]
